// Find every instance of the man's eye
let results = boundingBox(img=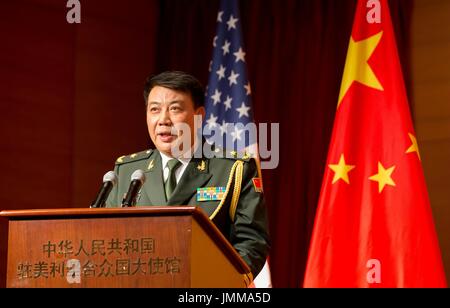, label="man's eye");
[149,107,159,113]
[170,106,181,111]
